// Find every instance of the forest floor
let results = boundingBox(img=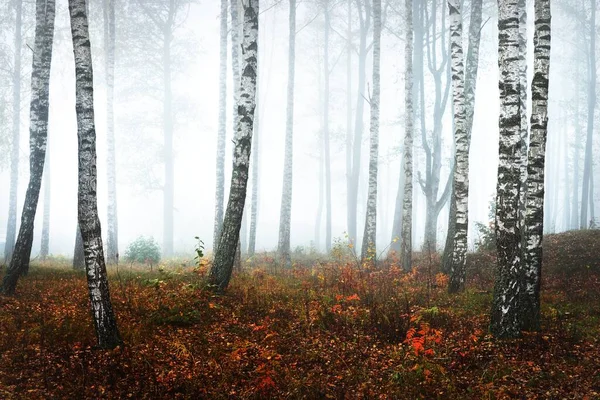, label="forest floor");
[1,230,600,399]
